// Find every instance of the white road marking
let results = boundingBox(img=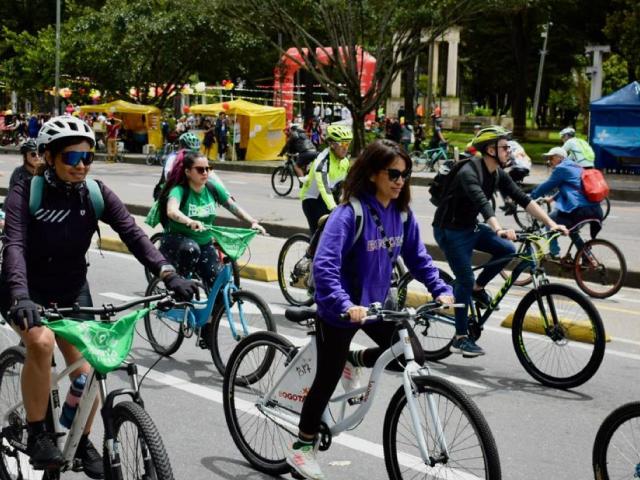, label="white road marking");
[141,368,483,479]
[226,180,247,185]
